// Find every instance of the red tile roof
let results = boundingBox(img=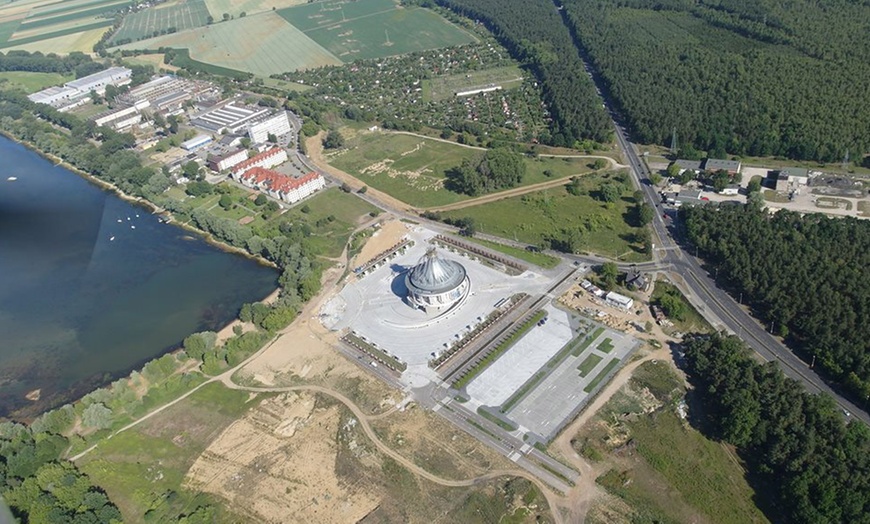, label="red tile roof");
[241,168,321,194]
[231,147,285,175]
